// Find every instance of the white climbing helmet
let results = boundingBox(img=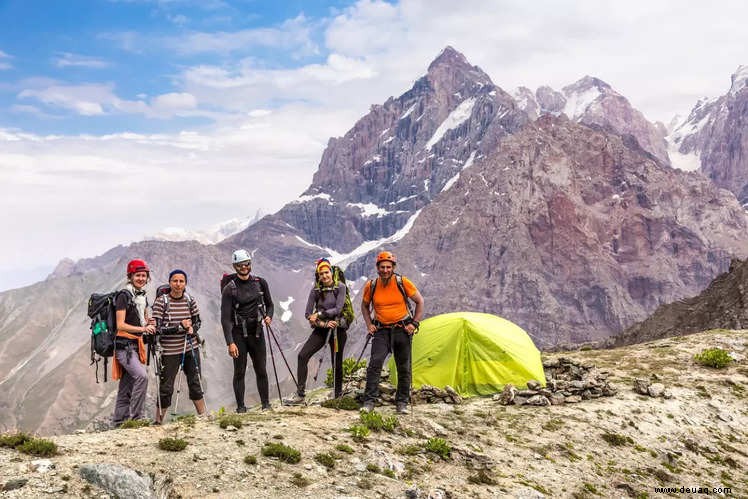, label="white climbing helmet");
[232,249,252,265]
